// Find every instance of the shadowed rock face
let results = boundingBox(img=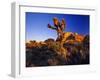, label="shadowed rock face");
[26,34,89,67]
